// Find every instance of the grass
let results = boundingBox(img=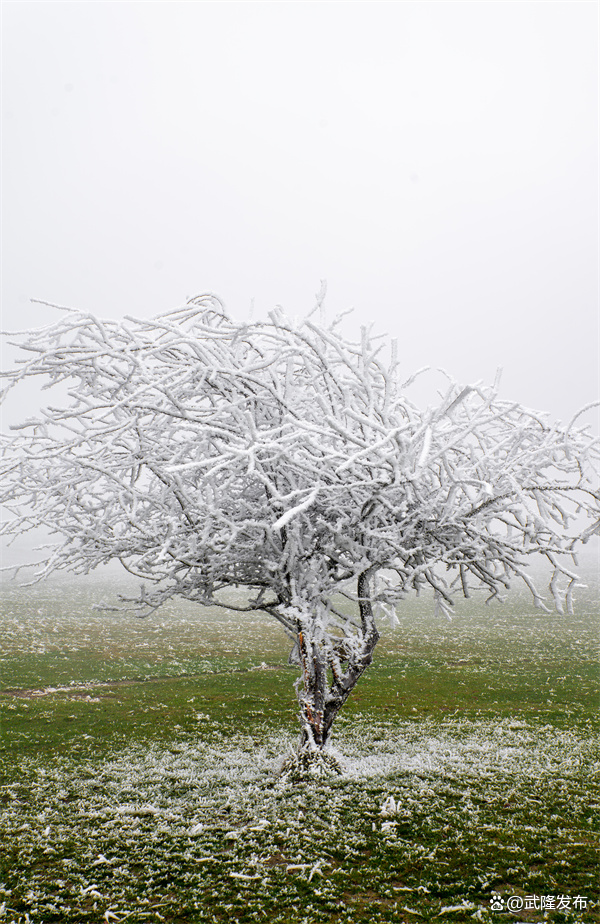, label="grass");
[0,573,598,923]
